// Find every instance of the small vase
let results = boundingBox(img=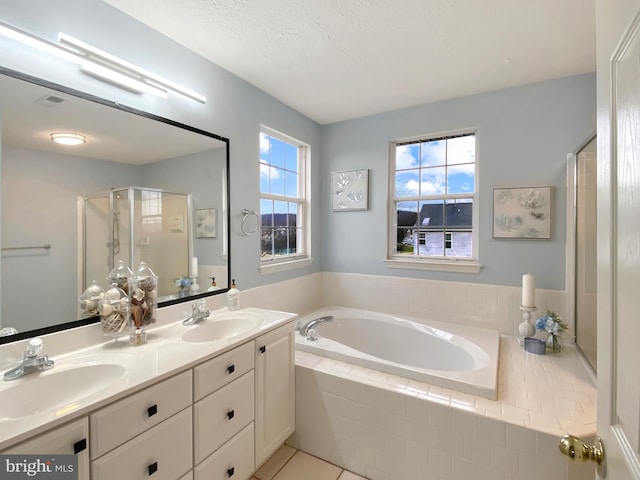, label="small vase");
[546,333,562,353]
